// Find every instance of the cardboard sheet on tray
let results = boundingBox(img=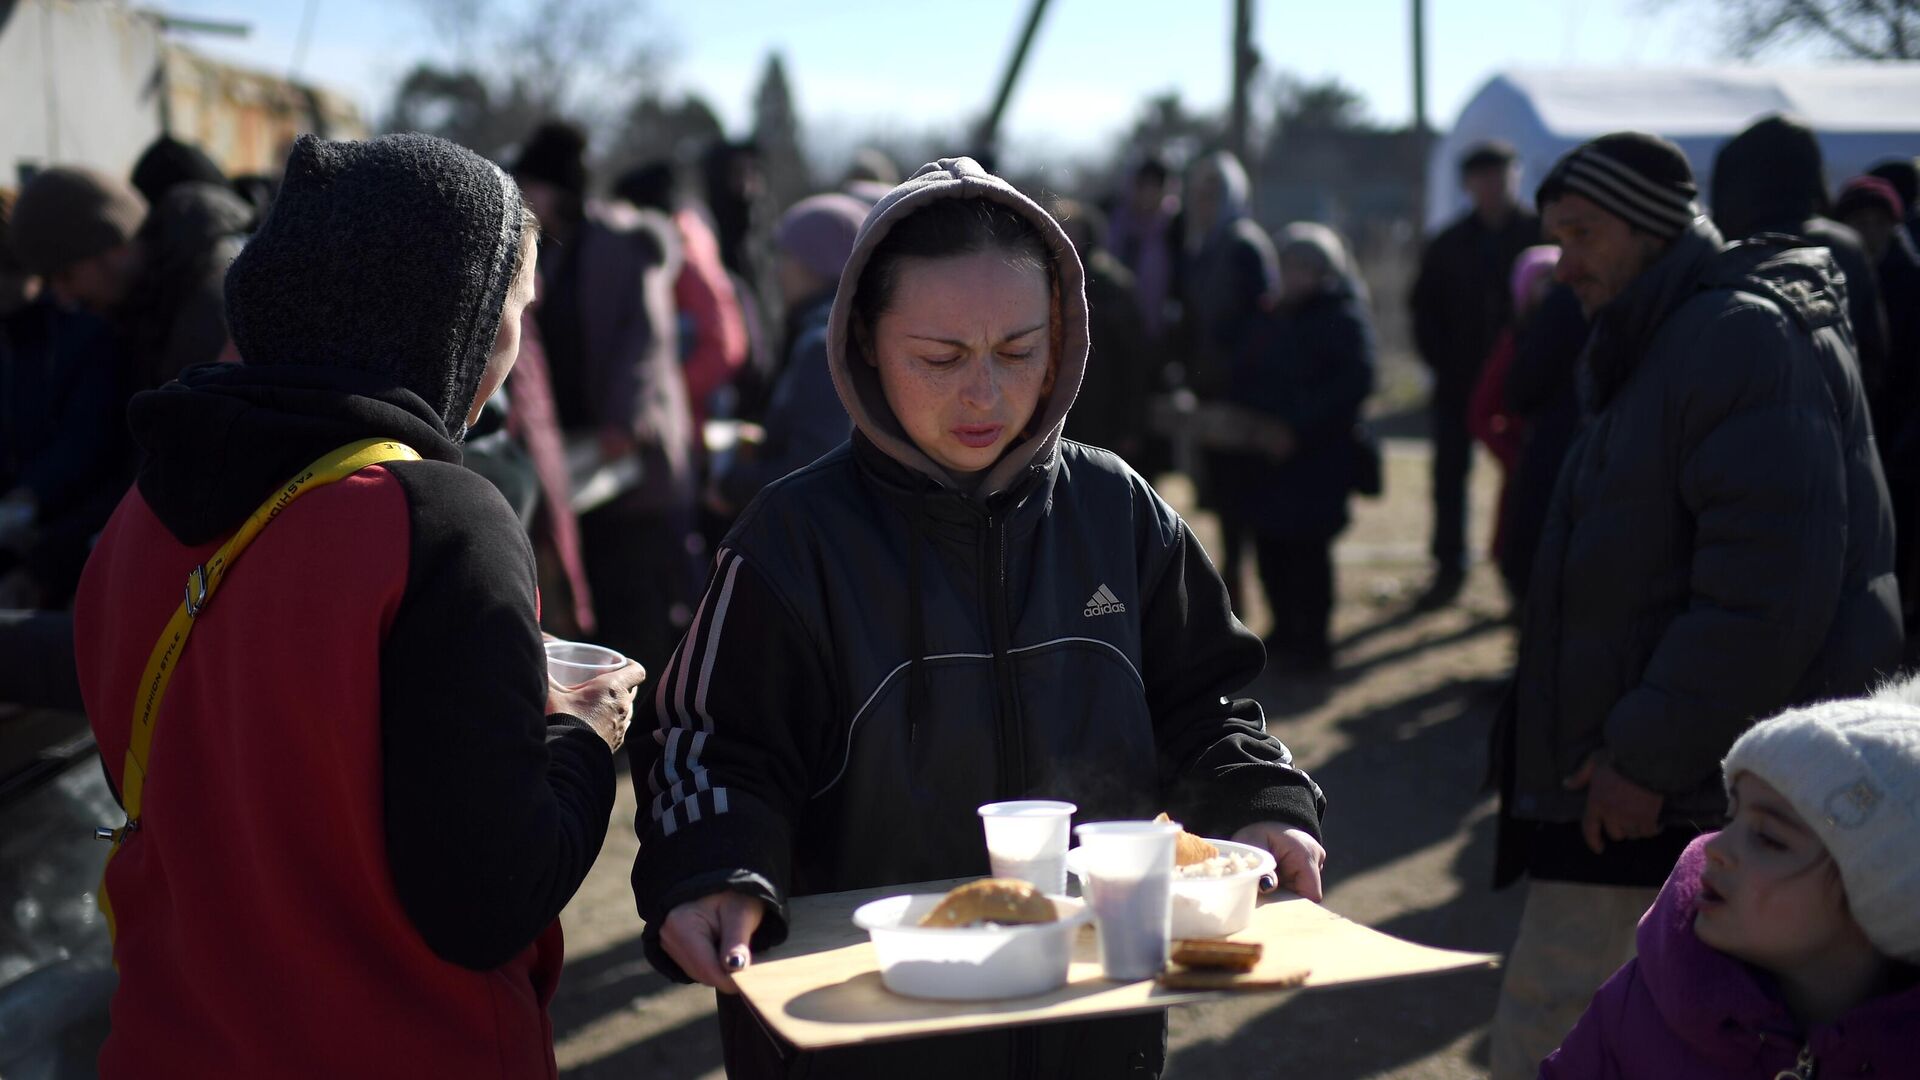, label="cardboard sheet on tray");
[730,877,1499,1050]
